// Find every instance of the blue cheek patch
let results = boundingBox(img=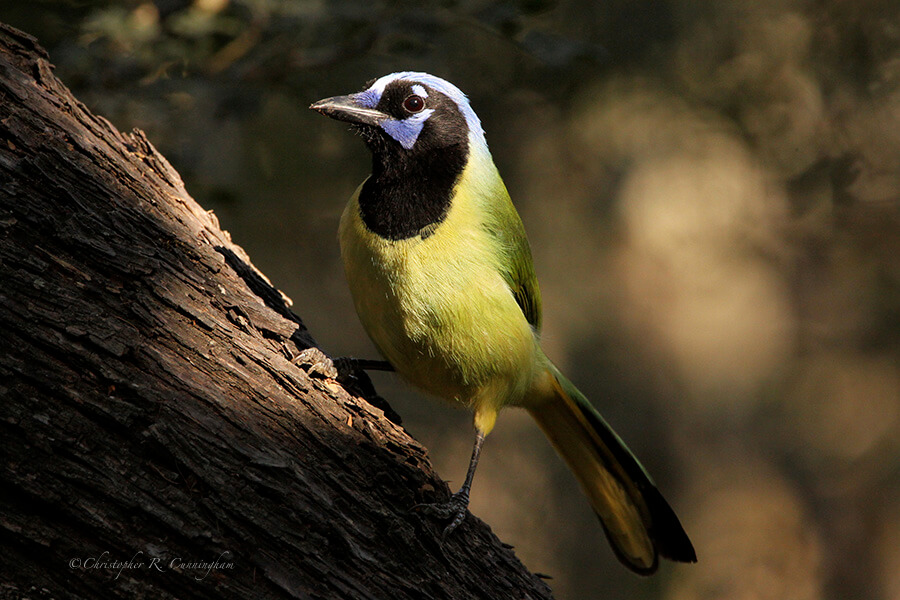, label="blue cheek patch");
[379,109,435,149]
